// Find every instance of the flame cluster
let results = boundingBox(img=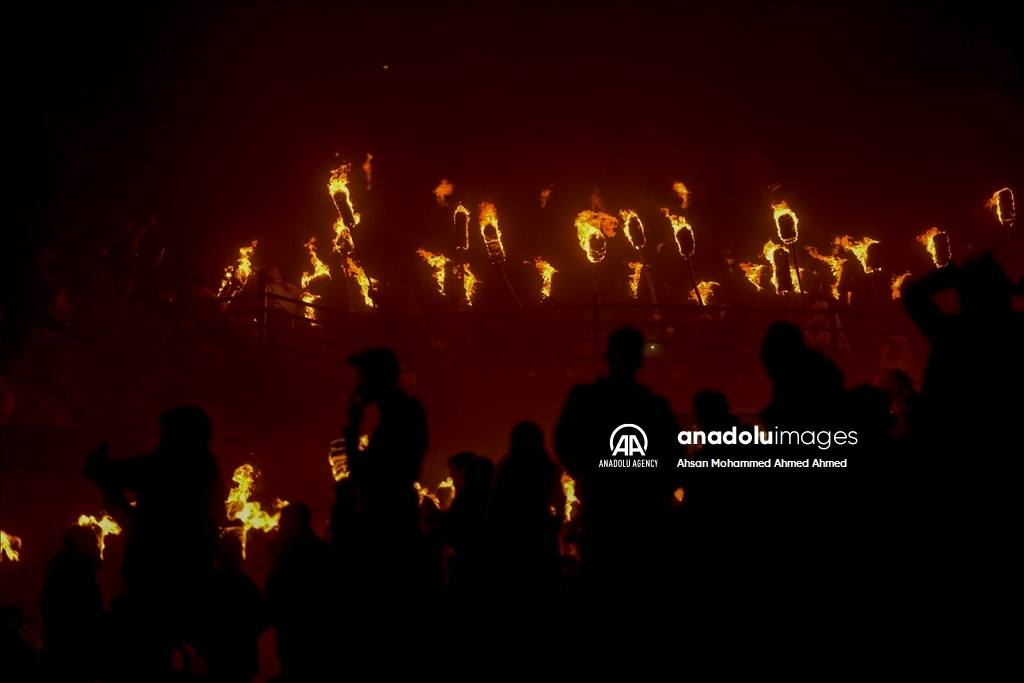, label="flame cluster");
[689,281,720,304]
[762,240,801,294]
[805,246,846,299]
[479,202,507,263]
[987,188,1015,227]
[661,209,695,257]
[772,201,799,244]
[1,530,21,561]
[414,477,456,509]
[619,209,646,249]
[575,211,618,264]
[77,514,122,560]
[217,241,258,297]
[739,262,767,292]
[534,258,557,300]
[835,236,879,274]
[917,227,951,268]
[225,464,288,559]
[891,271,911,299]
[627,262,644,298]
[561,473,579,522]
